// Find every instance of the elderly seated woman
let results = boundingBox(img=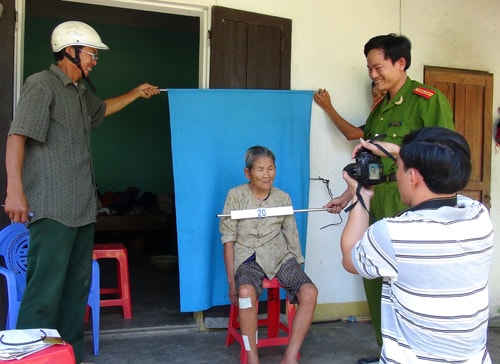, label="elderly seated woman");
[219,145,318,364]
